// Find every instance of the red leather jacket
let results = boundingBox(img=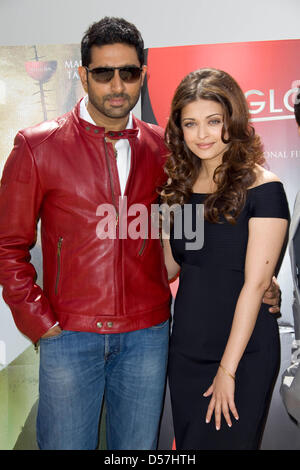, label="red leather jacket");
[0,101,171,343]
